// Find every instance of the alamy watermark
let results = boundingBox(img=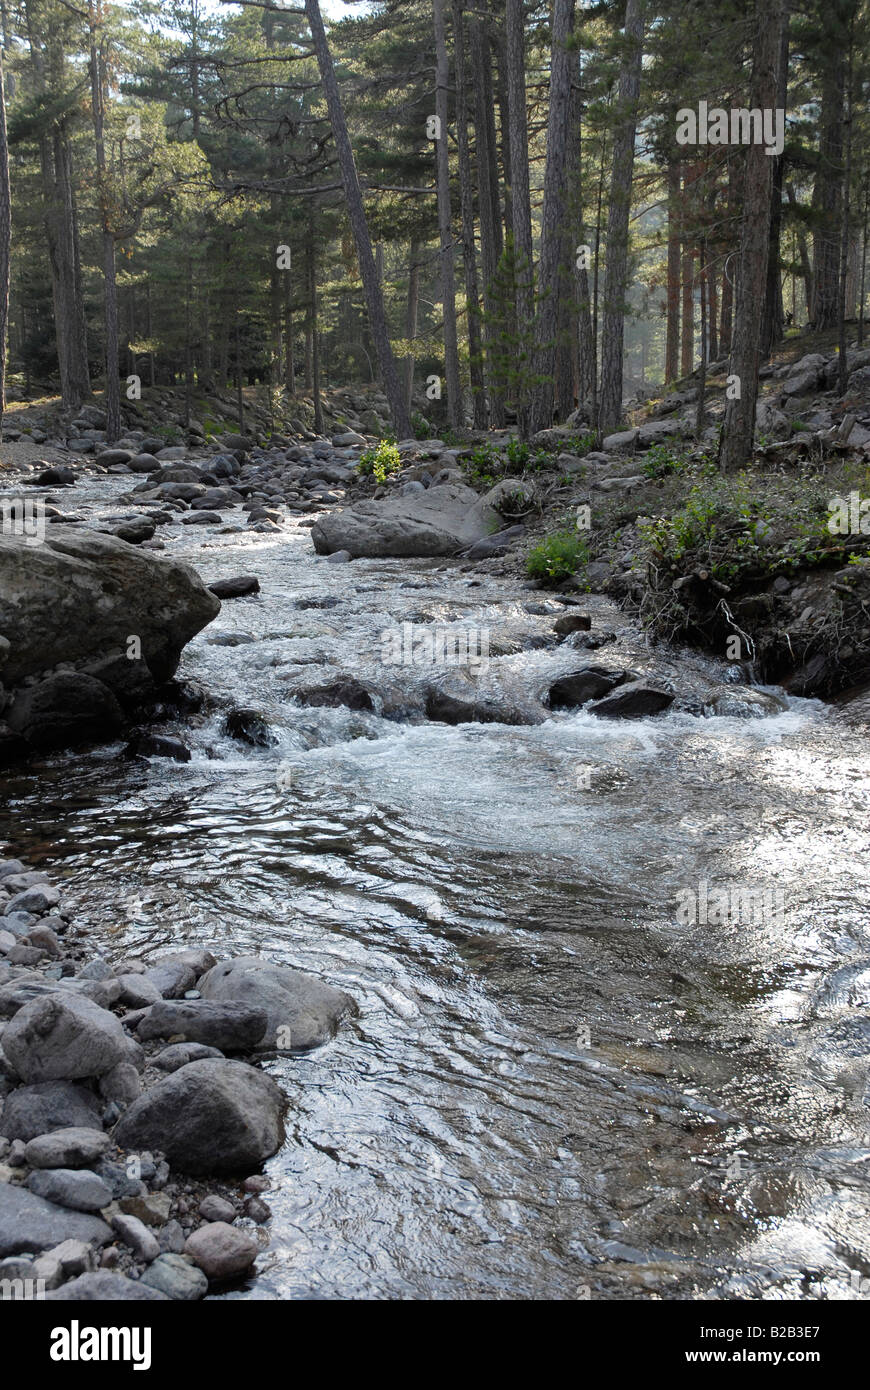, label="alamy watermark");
[676,880,786,926]
[827,492,870,535]
[0,497,45,546]
[676,102,784,157]
[380,621,490,673]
